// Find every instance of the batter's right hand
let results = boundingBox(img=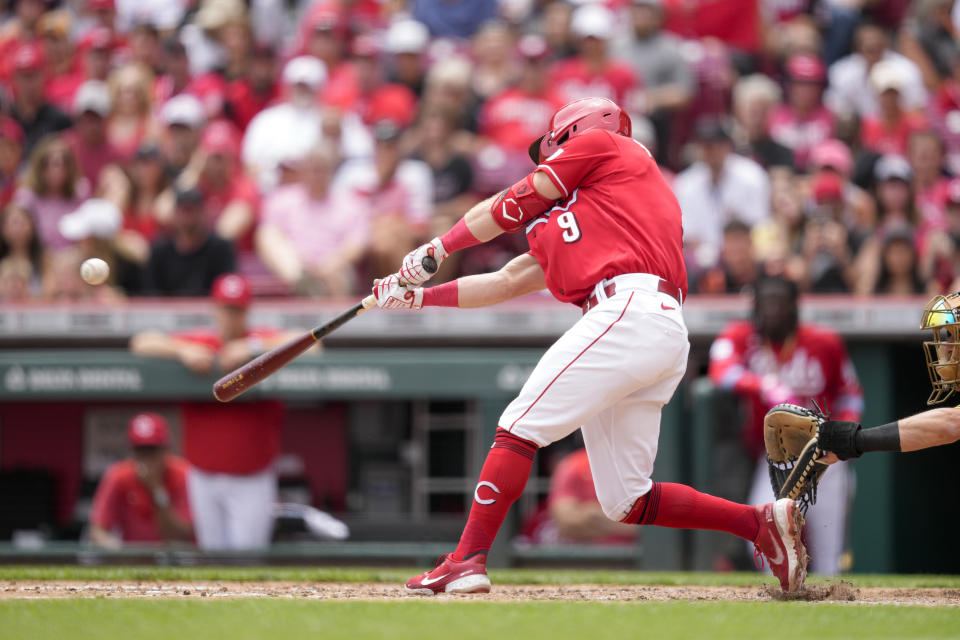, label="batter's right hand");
[372,274,424,310]
[398,238,446,287]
